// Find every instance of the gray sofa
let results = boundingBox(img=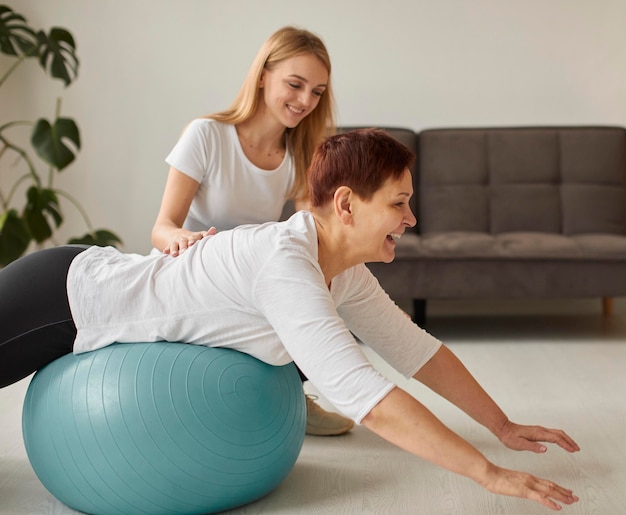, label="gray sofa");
[359,126,626,325]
